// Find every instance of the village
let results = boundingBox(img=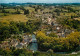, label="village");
[34,11,74,38]
[0,34,32,49]
[0,3,80,56]
[0,8,75,50]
